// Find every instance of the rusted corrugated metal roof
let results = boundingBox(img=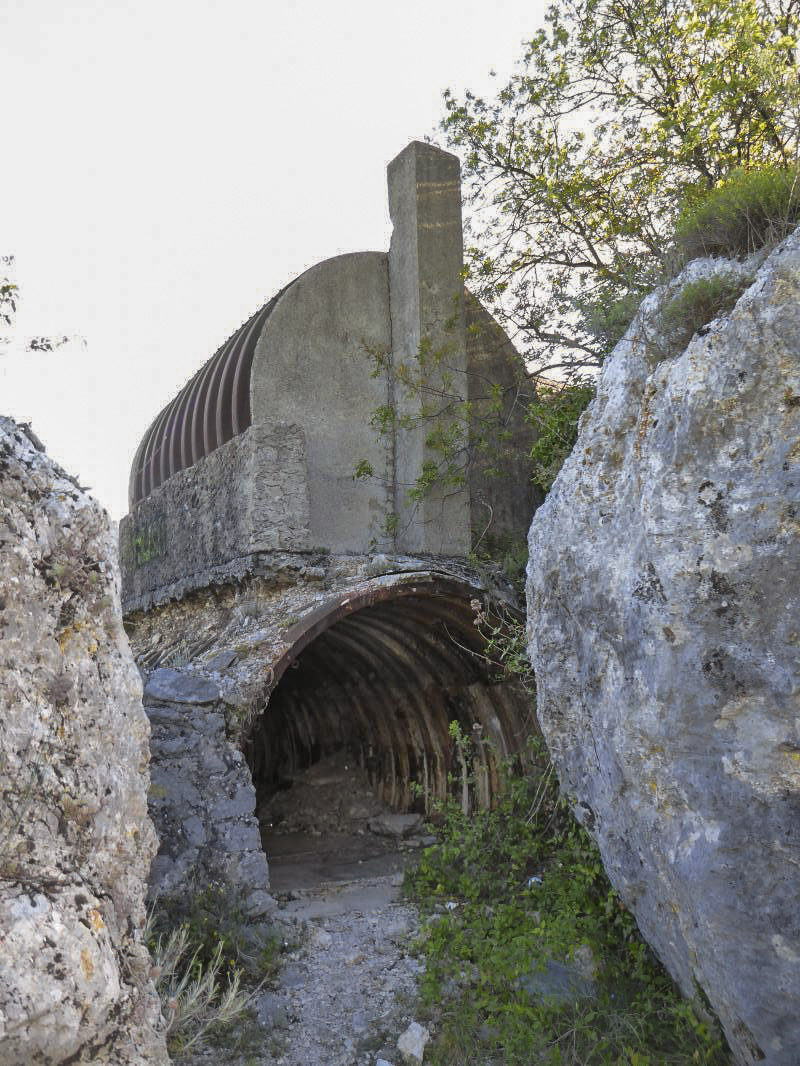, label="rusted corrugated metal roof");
[131,282,292,504]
